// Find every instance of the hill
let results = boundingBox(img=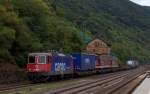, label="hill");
[0,0,86,67]
[0,0,150,68]
[52,0,150,63]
